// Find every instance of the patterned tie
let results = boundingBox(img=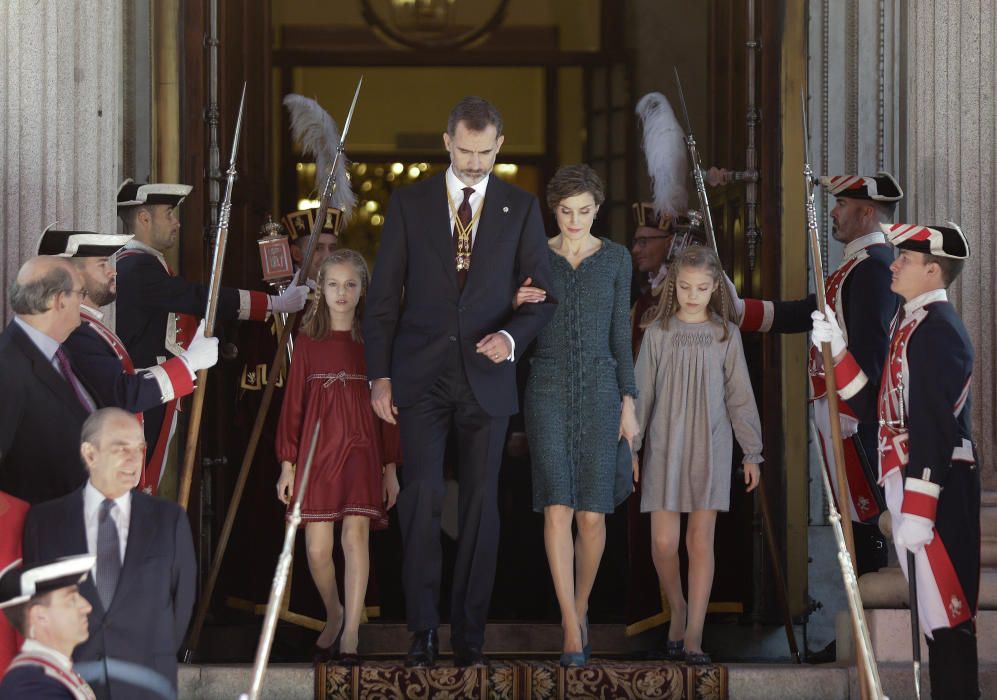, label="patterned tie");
[54,347,96,413]
[96,499,121,609]
[453,186,474,290]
